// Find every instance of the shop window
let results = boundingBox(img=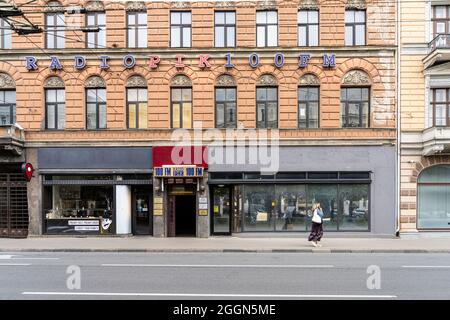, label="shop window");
[171,11,191,48]
[243,185,275,231]
[86,10,106,48]
[345,9,365,46]
[256,86,278,128]
[45,1,65,49]
[45,88,65,130]
[298,86,319,128]
[215,11,236,47]
[127,11,147,48]
[298,10,319,47]
[341,87,370,128]
[43,185,114,234]
[275,185,308,231]
[308,172,338,180]
[127,86,148,129]
[256,10,278,47]
[418,165,450,229]
[0,18,11,49]
[307,184,338,231]
[338,184,369,231]
[0,90,15,125]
